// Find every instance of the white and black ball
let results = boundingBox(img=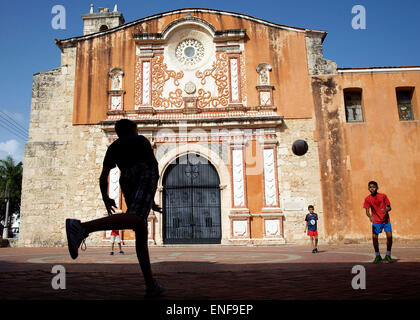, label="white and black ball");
[292,139,308,156]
